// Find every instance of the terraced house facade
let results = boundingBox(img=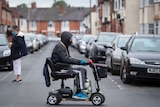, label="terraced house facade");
[97,0,160,34]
